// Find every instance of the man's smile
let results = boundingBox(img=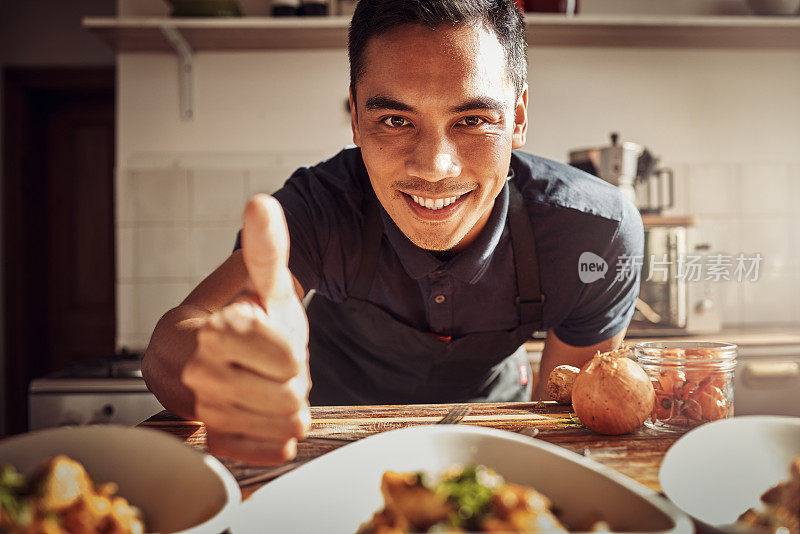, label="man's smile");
[400,190,473,221]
